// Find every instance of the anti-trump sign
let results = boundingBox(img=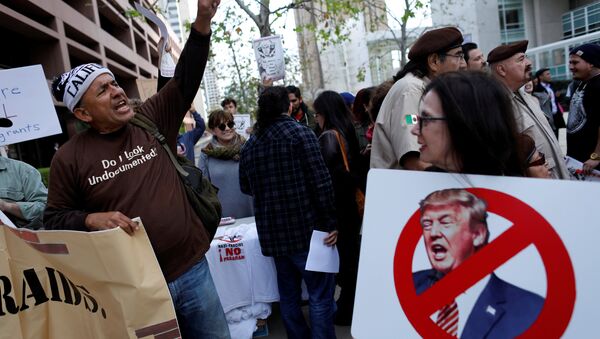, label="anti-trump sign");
[353,170,599,338]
